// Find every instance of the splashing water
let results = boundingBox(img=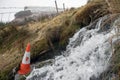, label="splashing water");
[27,15,116,80]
